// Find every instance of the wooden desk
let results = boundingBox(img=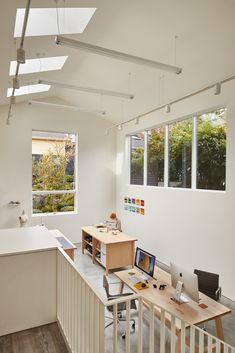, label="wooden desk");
[82,226,137,274]
[49,229,77,261]
[115,267,231,352]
